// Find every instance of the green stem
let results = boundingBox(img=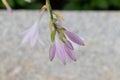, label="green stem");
[46,0,53,20]
[46,0,58,31]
